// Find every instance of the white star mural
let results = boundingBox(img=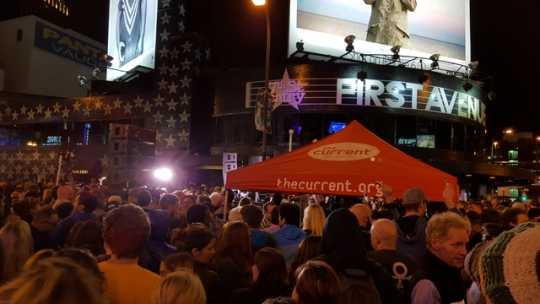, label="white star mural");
[180,93,191,105]
[164,134,176,147]
[179,129,189,143]
[179,110,190,123]
[160,29,170,42]
[180,76,191,88]
[159,47,170,58]
[166,99,178,111]
[62,107,70,119]
[160,12,171,25]
[134,96,144,108]
[181,58,192,71]
[104,104,113,115]
[181,41,192,53]
[113,98,122,109]
[44,108,52,119]
[36,104,44,114]
[169,65,179,77]
[158,79,169,91]
[153,111,164,123]
[168,83,178,94]
[143,102,152,113]
[166,116,176,128]
[153,95,165,106]
[123,103,133,114]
